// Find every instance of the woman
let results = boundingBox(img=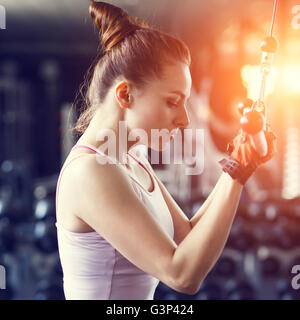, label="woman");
[55,1,276,300]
